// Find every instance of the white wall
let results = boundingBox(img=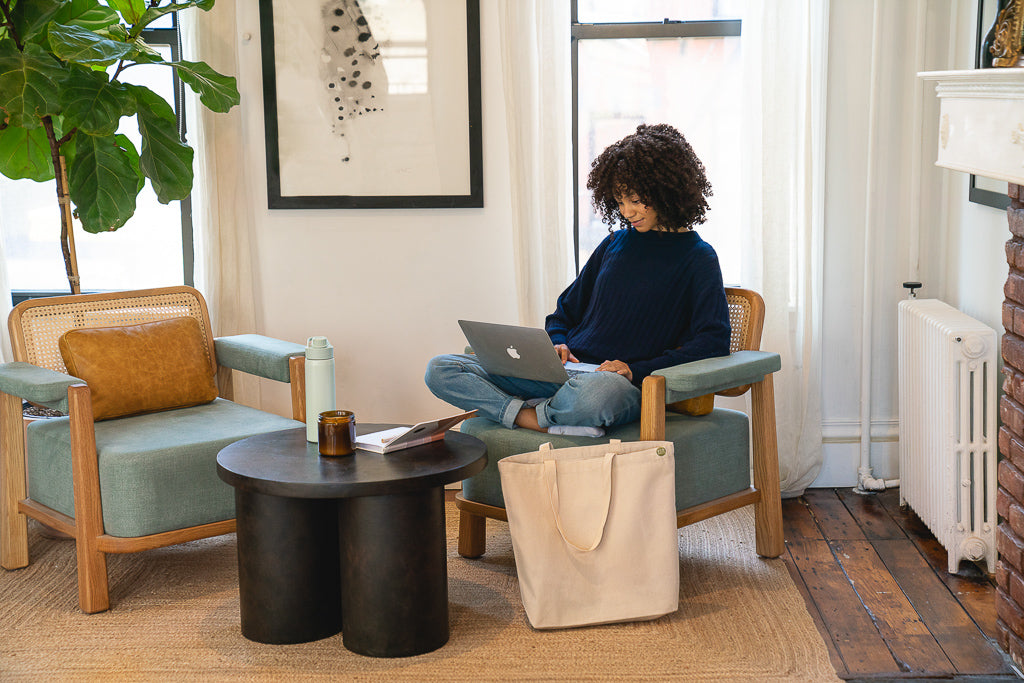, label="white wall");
[233,3,520,424]
[813,0,1010,487]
